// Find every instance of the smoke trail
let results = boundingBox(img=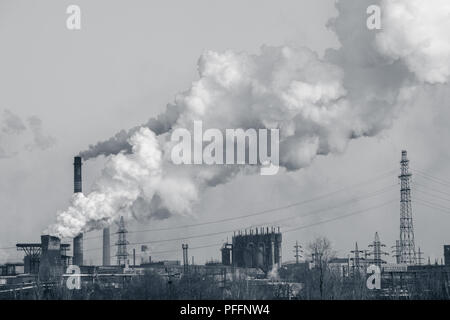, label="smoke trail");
[48,0,450,238]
